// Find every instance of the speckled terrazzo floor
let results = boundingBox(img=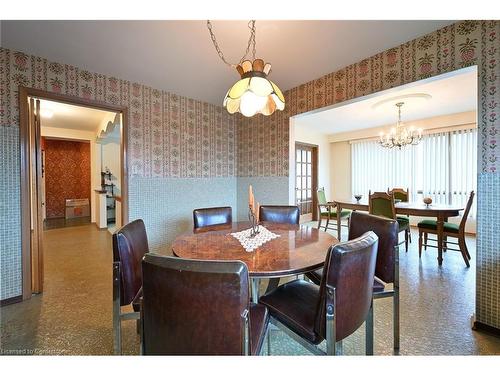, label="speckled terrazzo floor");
[1,223,499,355]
